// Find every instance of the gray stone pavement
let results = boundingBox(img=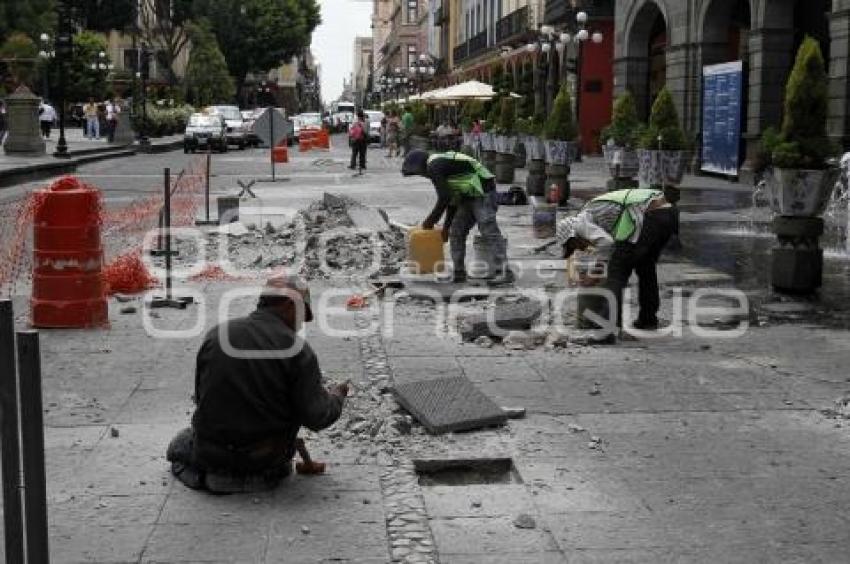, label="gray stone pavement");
[1,138,849,562]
